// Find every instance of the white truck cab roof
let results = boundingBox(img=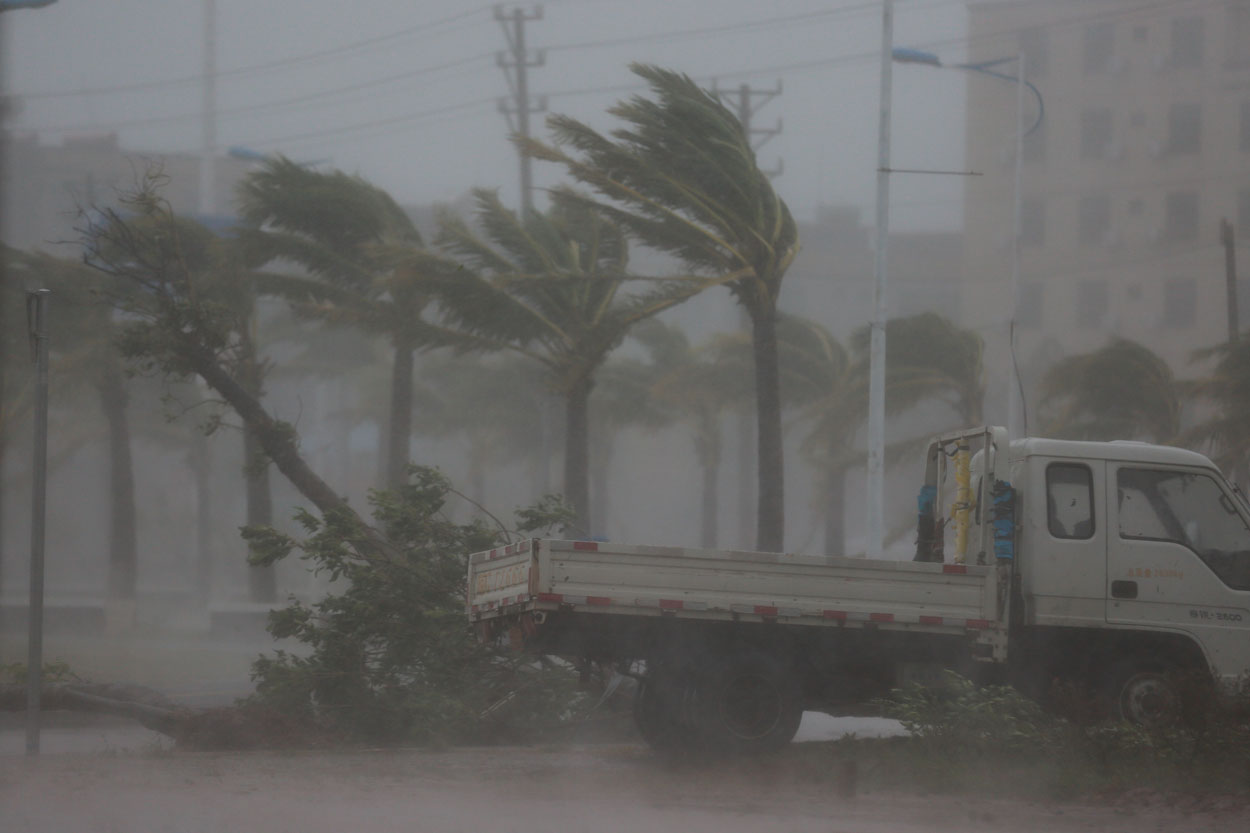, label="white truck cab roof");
[1009,436,1217,470]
